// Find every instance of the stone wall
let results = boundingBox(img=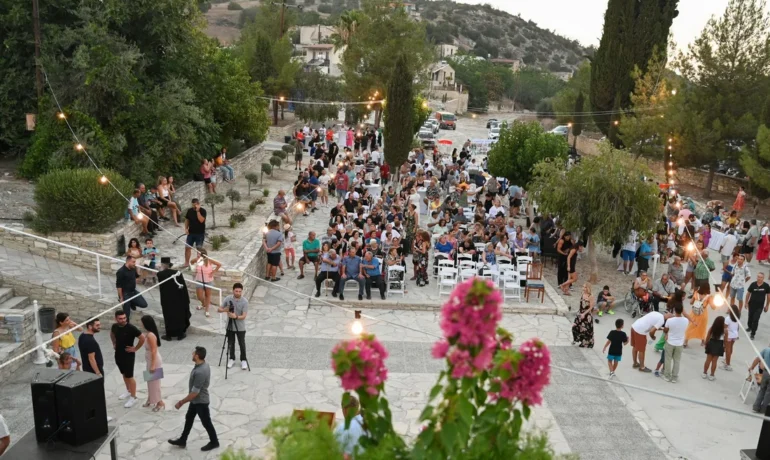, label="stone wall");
[0,144,268,276]
[569,134,749,194]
